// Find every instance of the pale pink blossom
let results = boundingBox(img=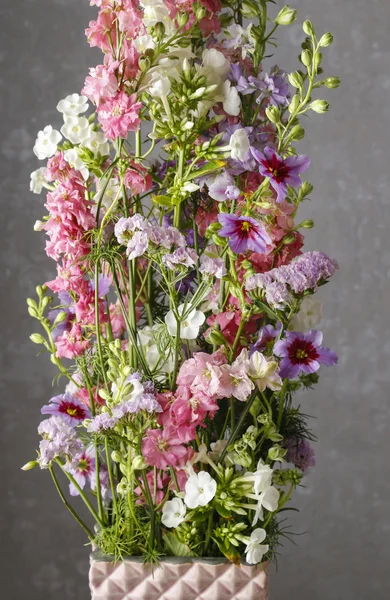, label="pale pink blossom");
[82,63,118,106]
[55,323,90,359]
[97,91,142,140]
[142,426,188,470]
